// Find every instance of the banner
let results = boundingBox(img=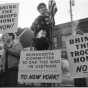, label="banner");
[0,3,19,34]
[48,0,57,25]
[18,49,61,84]
[65,33,88,78]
